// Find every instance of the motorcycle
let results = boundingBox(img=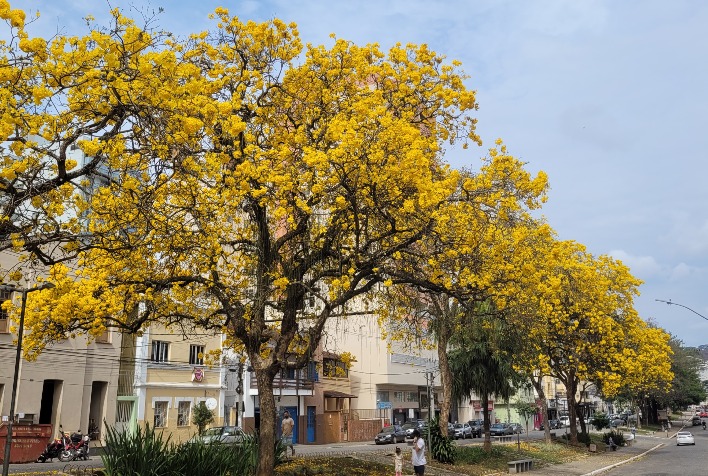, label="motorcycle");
[37,425,69,463]
[59,431,90,462]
